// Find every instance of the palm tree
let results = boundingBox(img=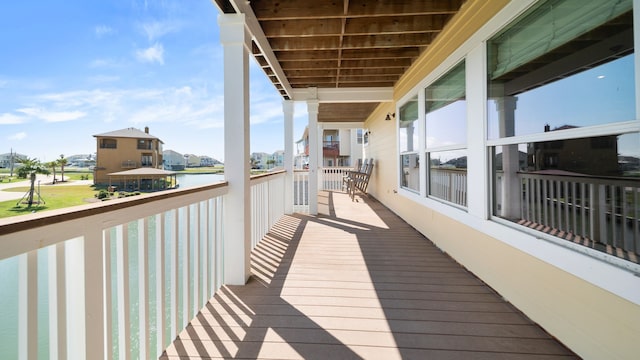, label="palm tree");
[46,161,58,183]
[17,157,49,207]
[58,154,68,182]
